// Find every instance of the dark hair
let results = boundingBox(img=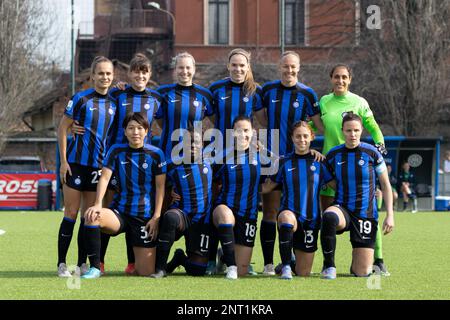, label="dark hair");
[122,112,150,131]
[129,53,152,73]
[329,63,353,78]
[342,112,362,128]
[291,121,315,140]
[228,48,258,97]
[232,115,253,129]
